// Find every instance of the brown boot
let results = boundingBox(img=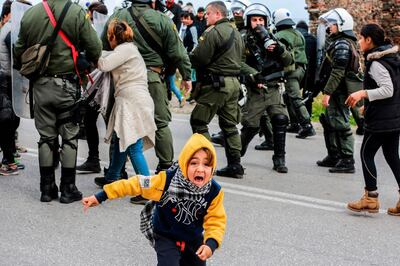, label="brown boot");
[387,196,400,216]
[347,190,379,213]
